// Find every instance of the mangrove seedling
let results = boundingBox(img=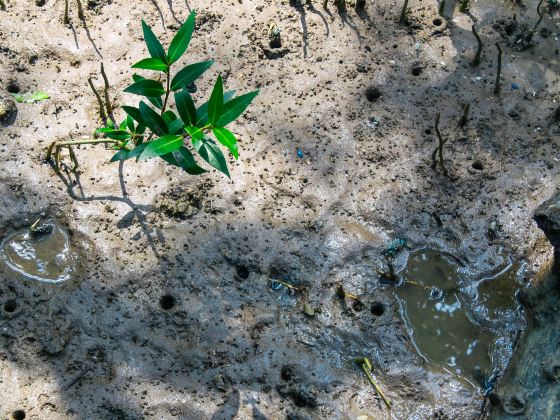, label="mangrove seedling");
[431,113,449,176]
[399,0,409,23]
[64,0,85,24]
[438,0,446,17]
[494,42,503,95]
[47,10,259,178]
[459,102,470,127]
[459,0,469,13]
[471,25,483,67]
